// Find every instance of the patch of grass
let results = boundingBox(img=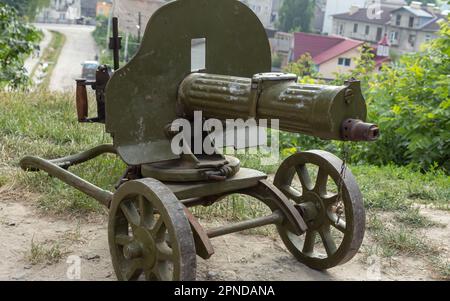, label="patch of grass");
[62,224,84,243]
[0,174,9,187]
[395,208,442,229]
[236,152,280,175]
[0,90,124,215]
[193,194,272,222]
[27,238,64,265]
[38,30,66,90]
[367,215,438,257]
[430,257,450,280]
[352,165,450,211]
